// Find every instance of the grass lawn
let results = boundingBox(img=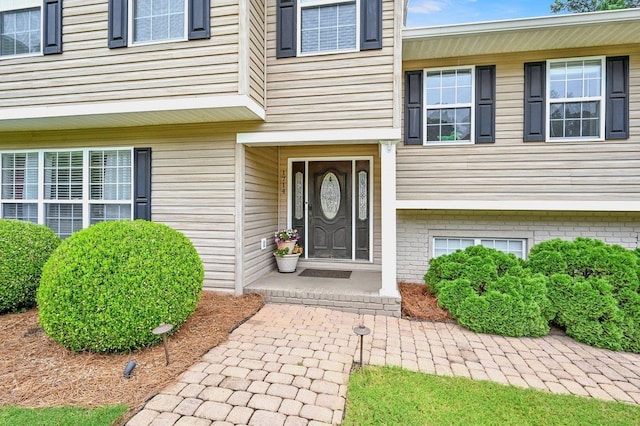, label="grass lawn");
[0,405,128,426]
[344,366,640,426]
